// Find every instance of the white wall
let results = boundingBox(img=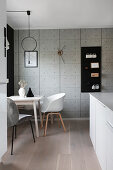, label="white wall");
[14,28,113,118]
[0,0,7,160]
